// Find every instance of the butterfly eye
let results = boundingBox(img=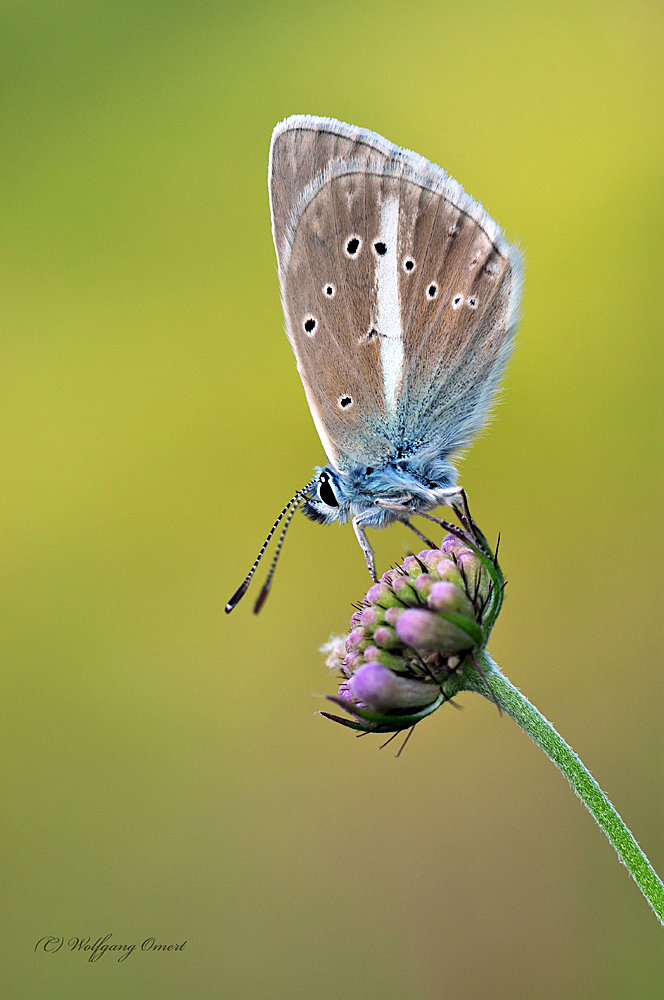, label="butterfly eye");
[451,294,463,309]
[467,296,478,309]
[373,241,387,256]
[317,472,339,508]
[426,283,438,299]
[303,316,317,335]
[403,258,415,272]
[323,284,335,297]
